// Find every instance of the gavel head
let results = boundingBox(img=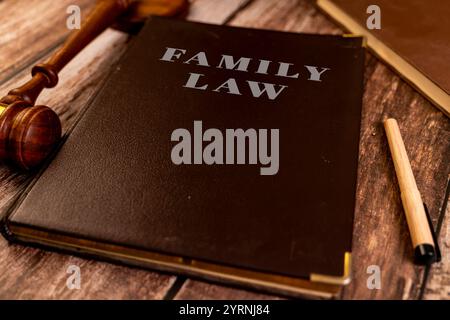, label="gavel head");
[0,101,61,170]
